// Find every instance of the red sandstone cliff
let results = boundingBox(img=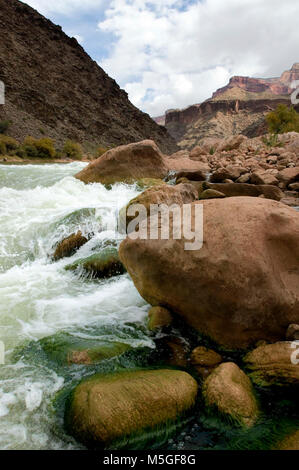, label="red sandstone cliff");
[159,64,299,149]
